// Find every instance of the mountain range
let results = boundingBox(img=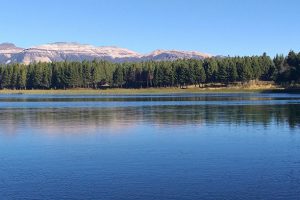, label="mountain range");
[0,42,212,64]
